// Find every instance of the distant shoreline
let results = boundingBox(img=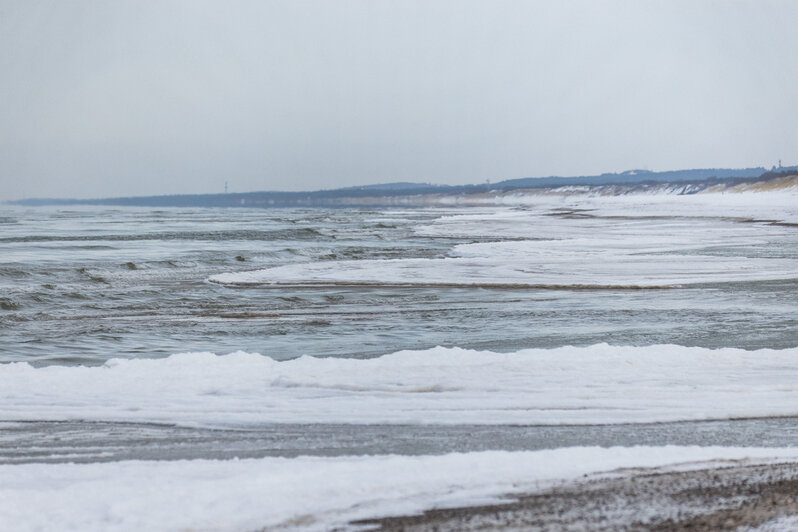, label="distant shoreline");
[8,167,797,208]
